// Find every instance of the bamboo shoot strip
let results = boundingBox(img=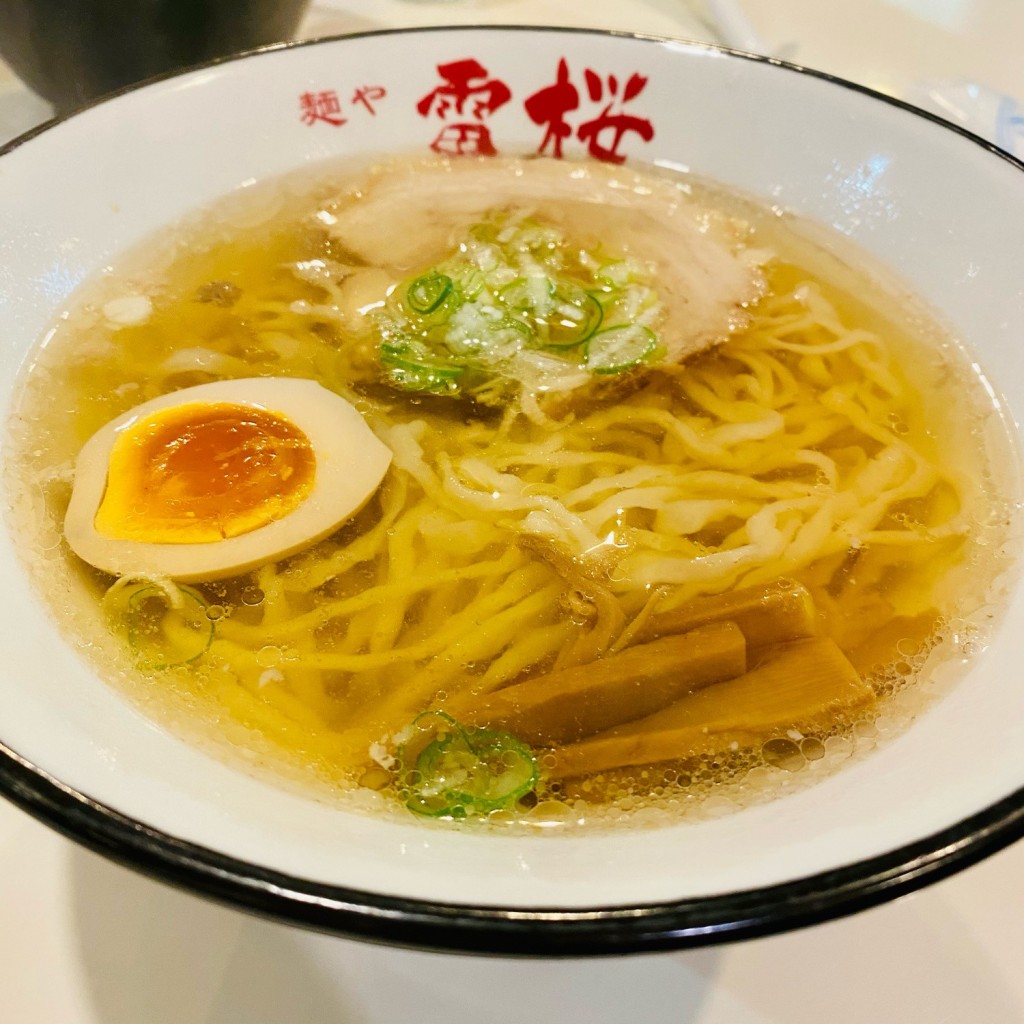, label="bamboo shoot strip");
[457,621,746,745]
[635,577,818,649]
[548,637,870,778]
